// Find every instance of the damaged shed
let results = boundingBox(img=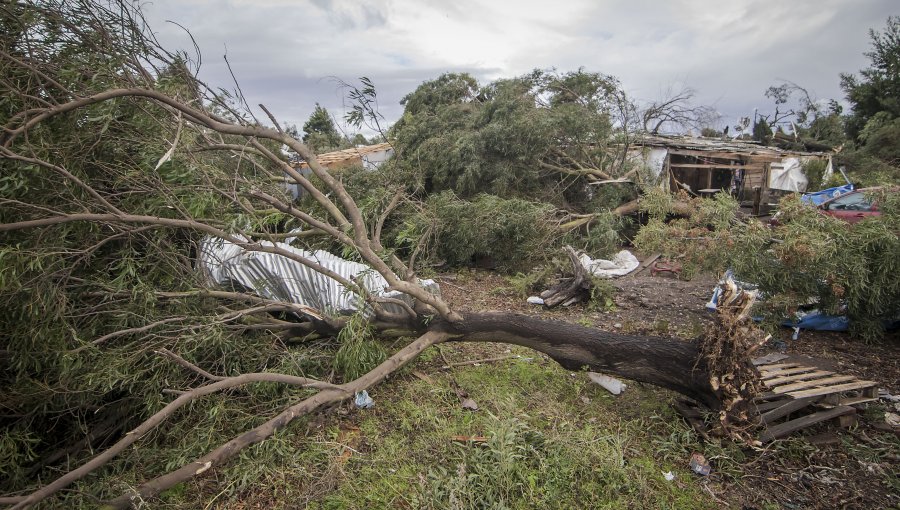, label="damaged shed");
[629,135,833,207]
[284,142,394,199]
